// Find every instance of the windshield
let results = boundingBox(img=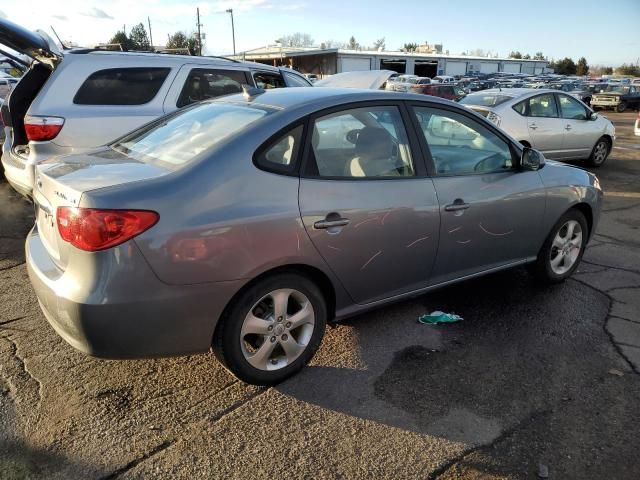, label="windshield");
[459,94,514,107]
[113,102,273,168]
[604,85,629,93]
